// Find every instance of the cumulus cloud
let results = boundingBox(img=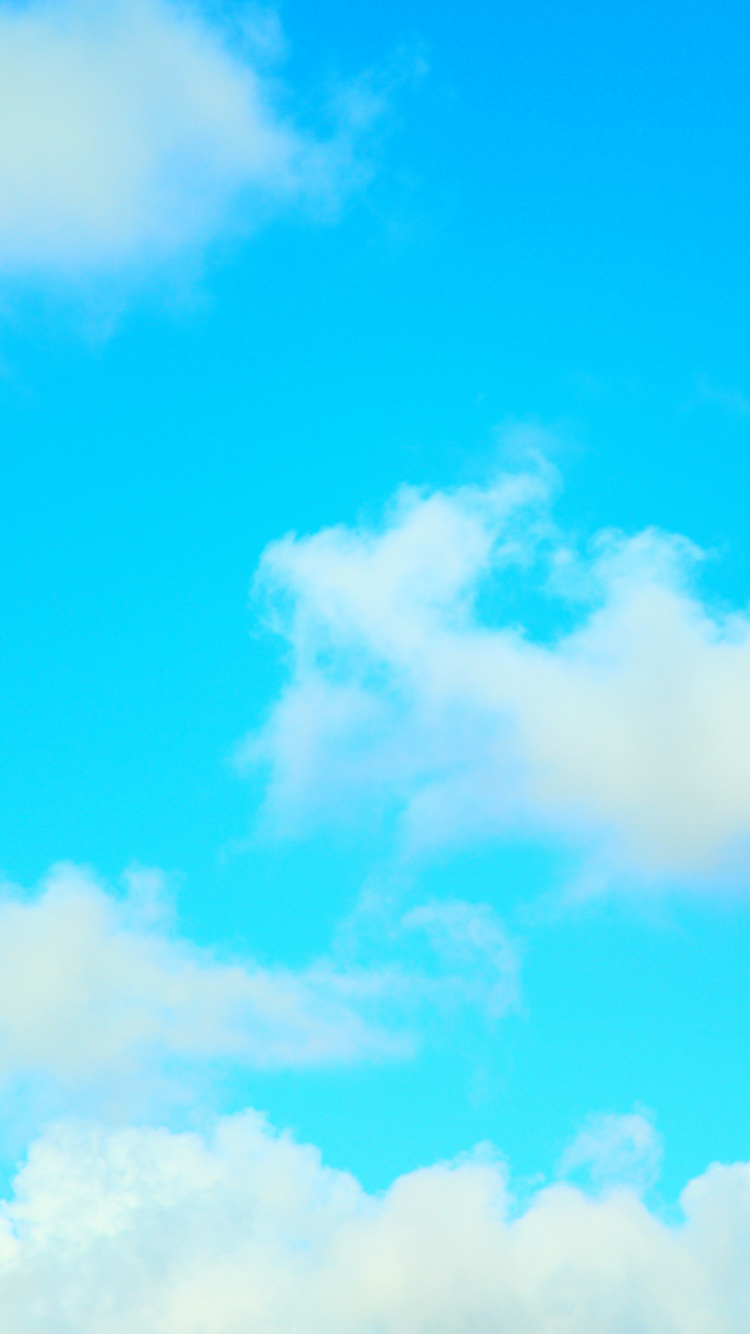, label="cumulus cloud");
[245,462,750,882]
[0,0,378,277]
[0,864,516,1105]
[0,1109,747,1331]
